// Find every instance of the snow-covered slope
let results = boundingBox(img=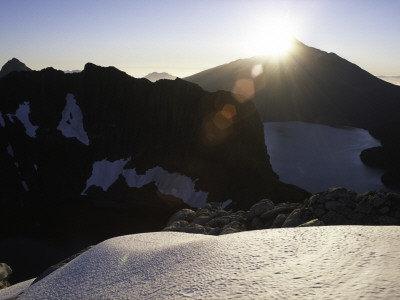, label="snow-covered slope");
[2,226,399,299]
